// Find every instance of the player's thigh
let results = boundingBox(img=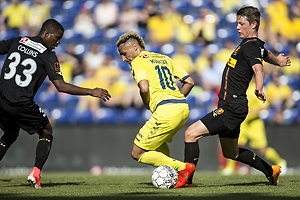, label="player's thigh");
[13,102,49,135]
[134,103,189,150]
